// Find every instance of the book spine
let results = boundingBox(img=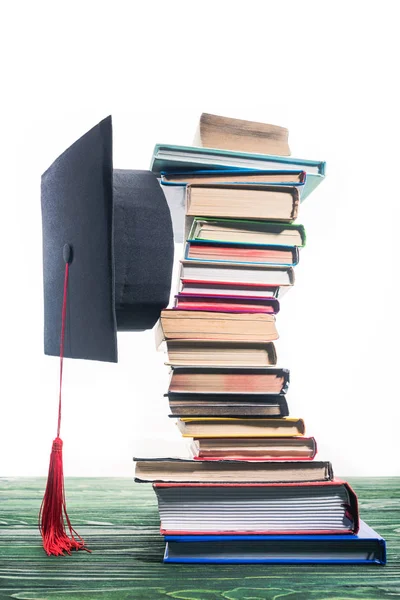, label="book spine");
[343,482,360,533]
